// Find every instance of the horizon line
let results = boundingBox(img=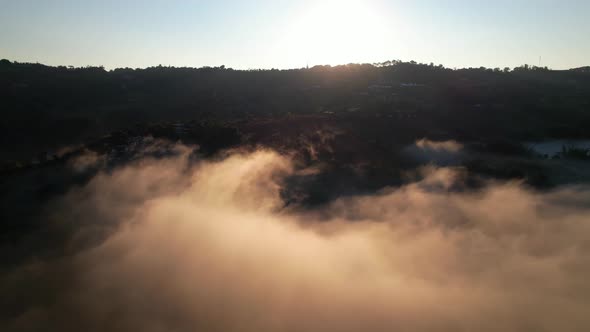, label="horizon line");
[2,58,589,72]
